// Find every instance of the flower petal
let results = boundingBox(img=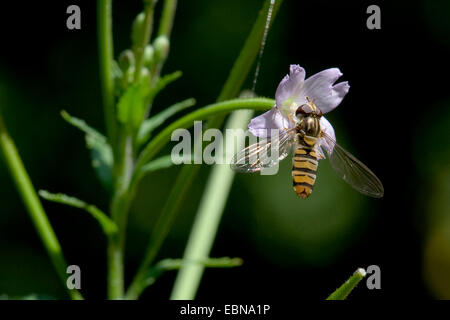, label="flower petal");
[319,116,336,155]
[300,68,349,114]
[248,107,291,138]
[275,64,305,109]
